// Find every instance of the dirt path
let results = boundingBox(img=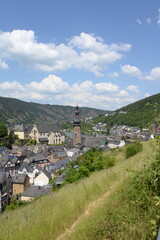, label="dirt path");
[56,181,120,240]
